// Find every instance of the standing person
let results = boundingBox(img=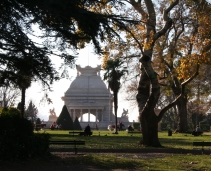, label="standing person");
[117,121,120,131]
[84,124,91,136]
[119,122,123,131]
